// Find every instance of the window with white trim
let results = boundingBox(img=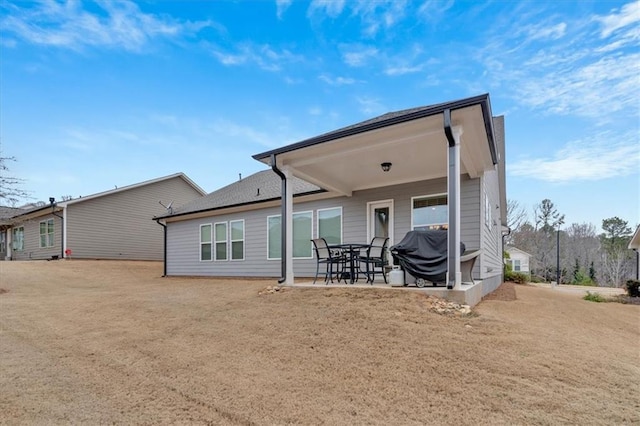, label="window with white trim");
[39,219,55,248]
[412,195,448,230]
[200,224,212,261]
[510,259,521,272]
[318,207,342,245]
[12,227,24,251]
[267,215,281,260]
[484,187,492,230]
[230,220,244,260]
[214,222,228,261]
[267,211,313,260]
[0,232,5,253]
